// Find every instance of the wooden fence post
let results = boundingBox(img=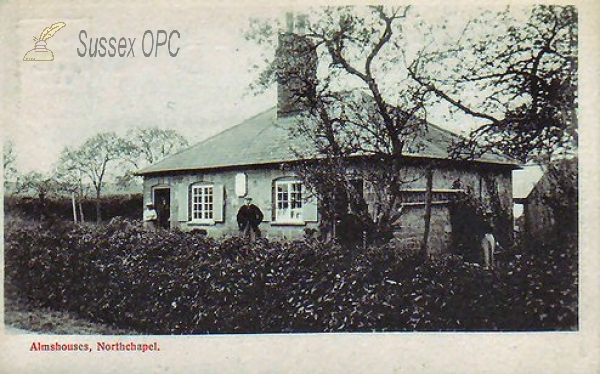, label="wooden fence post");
[422,166,434,257]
